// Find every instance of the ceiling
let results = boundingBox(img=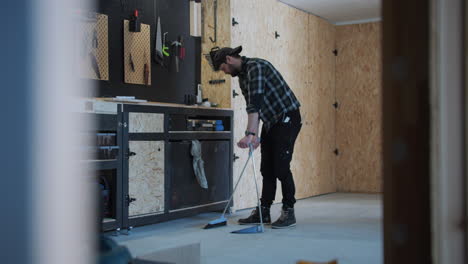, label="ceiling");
[278,0,381,25]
